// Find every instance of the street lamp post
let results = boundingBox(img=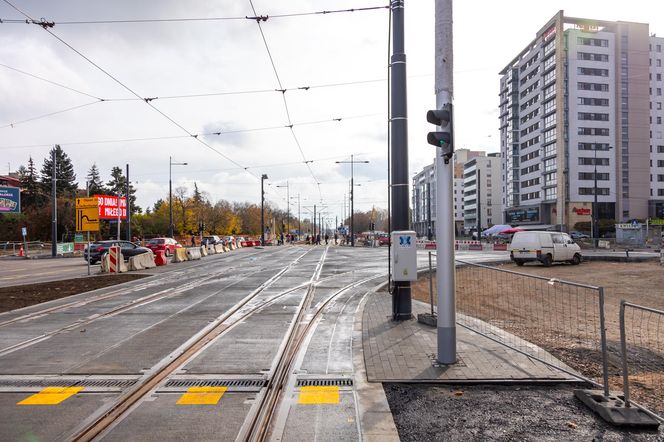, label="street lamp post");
[276,182,290,241]
[291,194,301,240]
[169,156,188,238]
[261,174,268,245]
[336,155,369,246]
